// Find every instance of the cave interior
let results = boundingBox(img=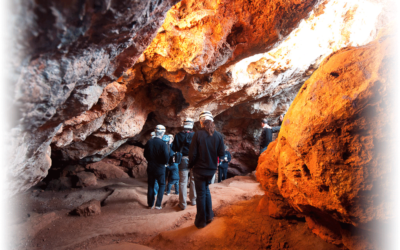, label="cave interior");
[6,0,398,249]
